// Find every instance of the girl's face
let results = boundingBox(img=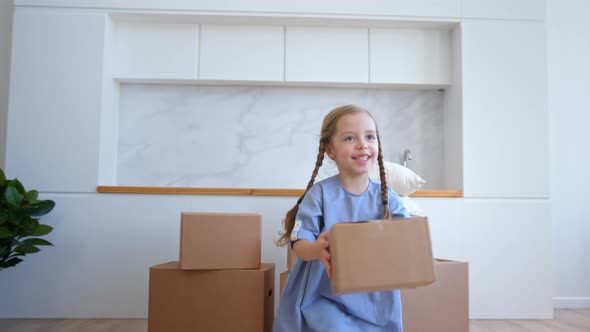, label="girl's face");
[325,112,378,179]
